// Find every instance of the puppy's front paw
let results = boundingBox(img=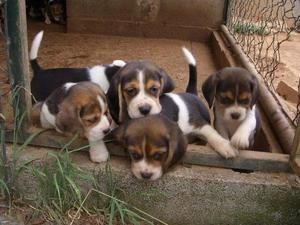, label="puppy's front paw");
[217,140,239,159]
[231,131,250,149]
[89,146,109,163]
[45,16,51,25]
